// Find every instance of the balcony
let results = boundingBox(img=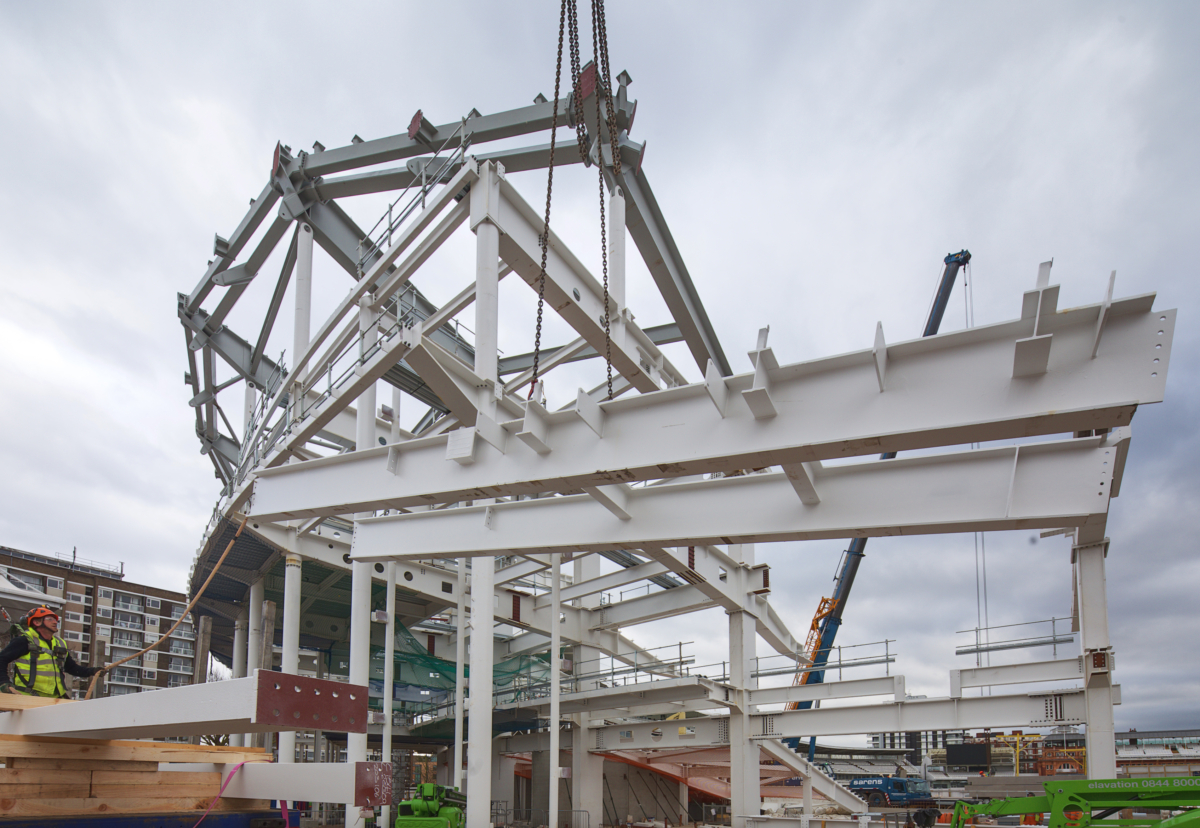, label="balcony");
[107,673,140,685]
[168,646,195,658]
[113,600,143,613]
[112,638,141,650]
[167,676,190,688]
[114,619,143,631]
[169,629,194,641]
